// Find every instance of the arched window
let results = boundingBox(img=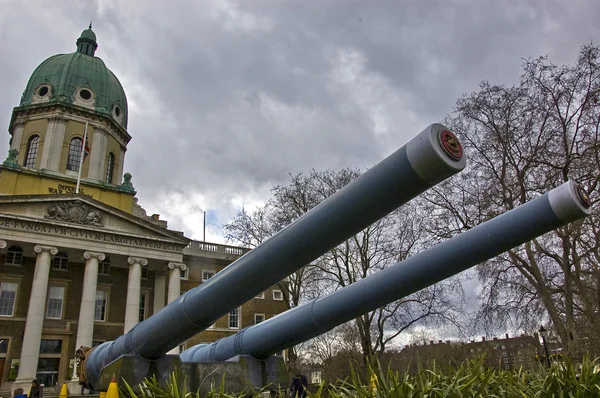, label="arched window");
[66,138,83,171]
[52,252,69,271]
[106,152,115,184]
[5,246,23,266]
[24,135,39,168]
